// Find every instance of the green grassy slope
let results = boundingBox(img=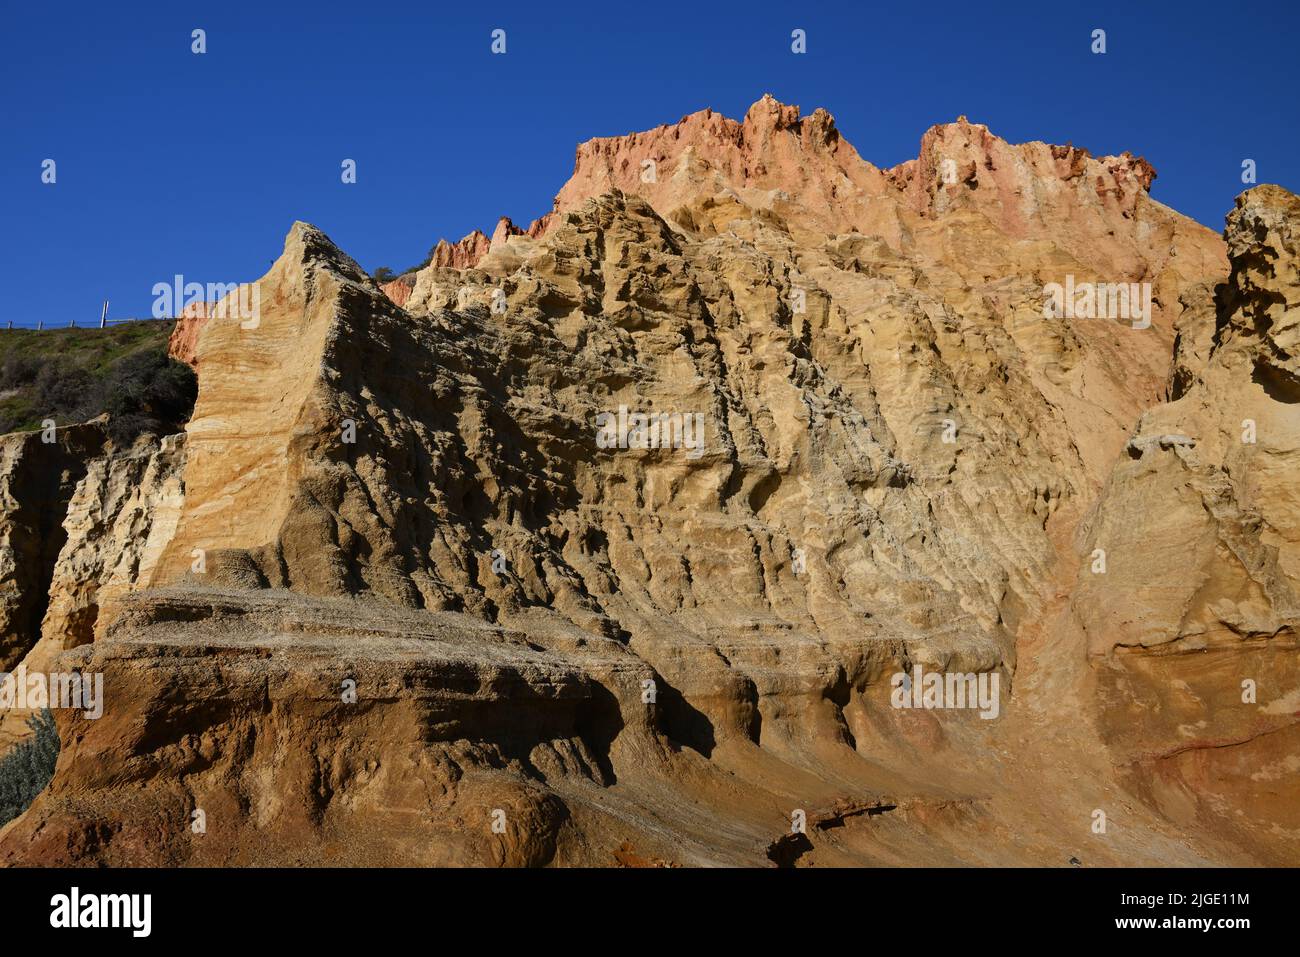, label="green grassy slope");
[0,320,196,441]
